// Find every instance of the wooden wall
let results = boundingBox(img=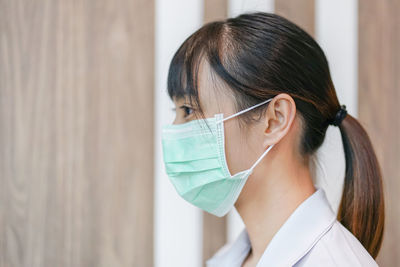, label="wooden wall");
[0,1,155,266]
[275,0,315,37]
[358,0,400,265]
